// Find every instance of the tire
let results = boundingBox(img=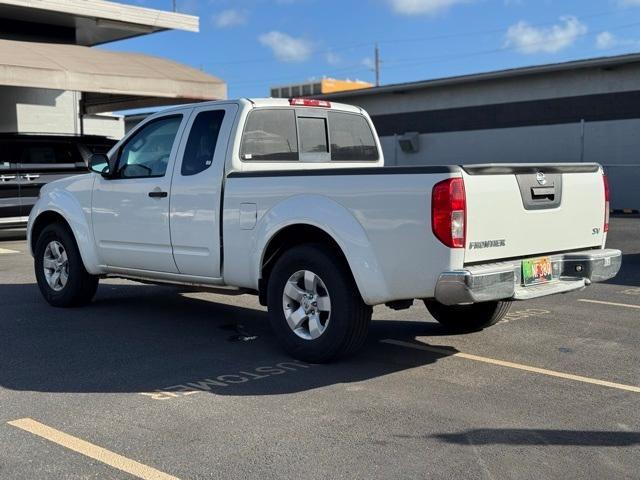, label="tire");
[34,222,99,307]
[424,299,512,332]
[267,244,372,363]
